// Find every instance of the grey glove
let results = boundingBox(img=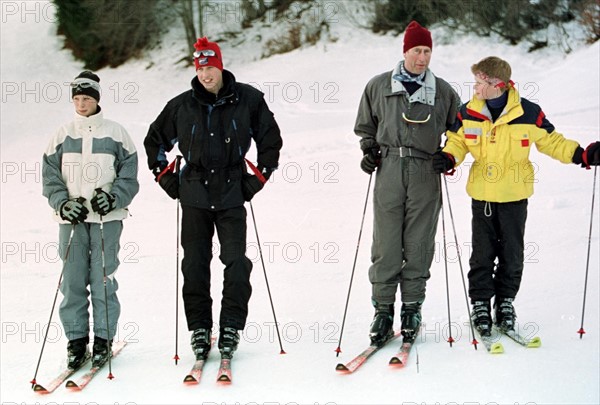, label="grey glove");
[60,197,89,224]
